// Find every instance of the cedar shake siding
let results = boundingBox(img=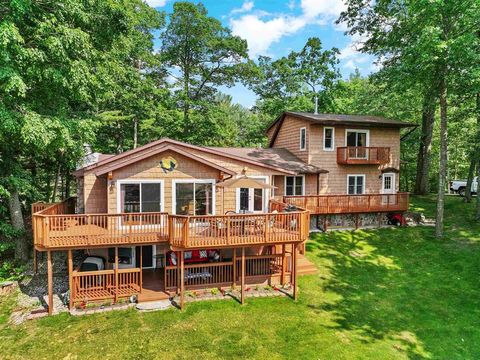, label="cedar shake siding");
[269,115,310,163]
